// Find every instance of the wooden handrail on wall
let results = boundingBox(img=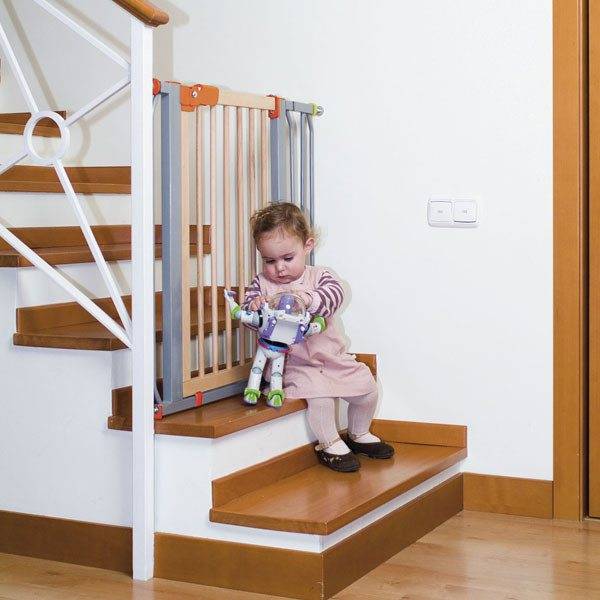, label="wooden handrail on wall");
[112,0,169,27]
